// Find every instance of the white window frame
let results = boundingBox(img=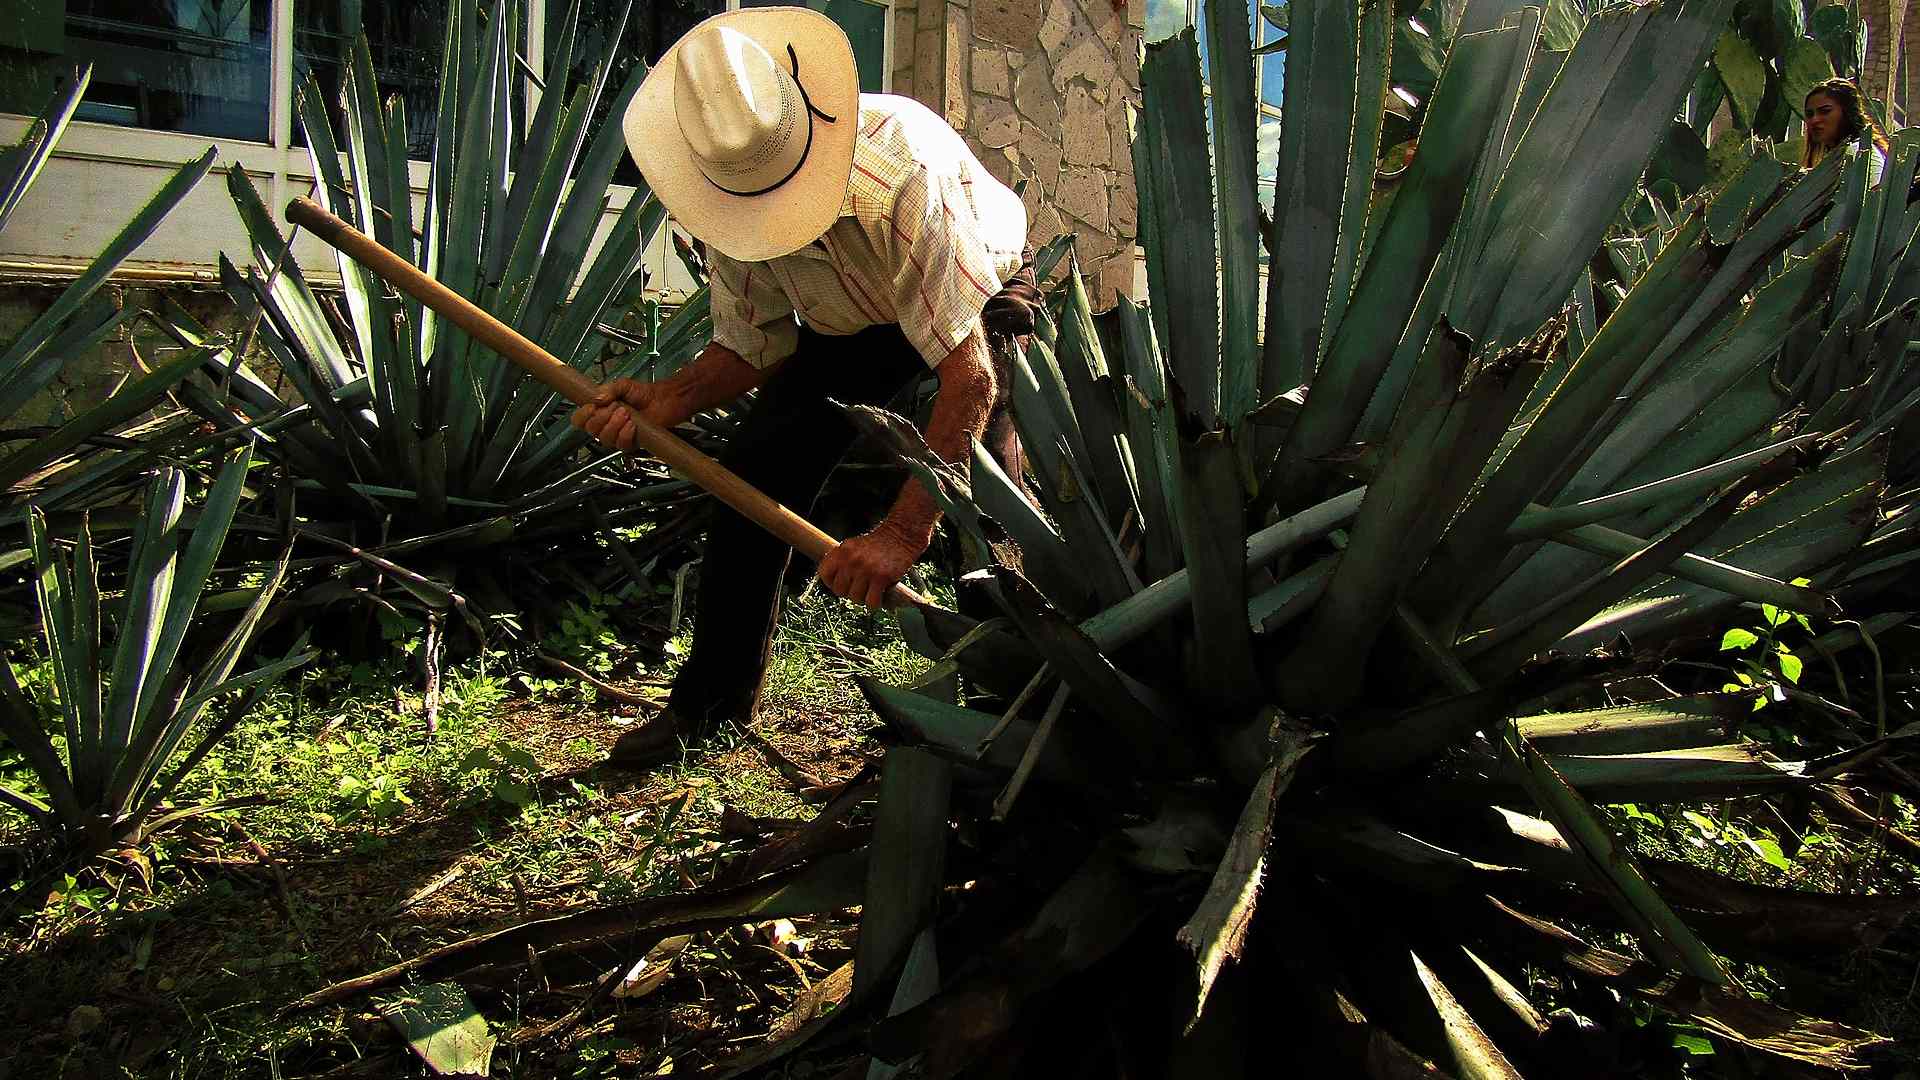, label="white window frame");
[0,0,893,284]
